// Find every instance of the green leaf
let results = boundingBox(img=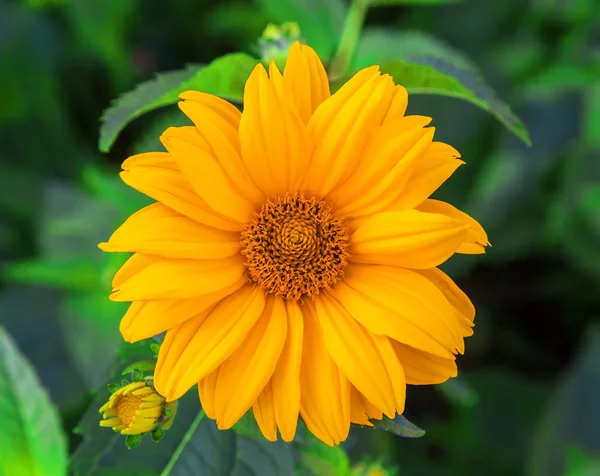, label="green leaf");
[232,410,264,439]
[352,29,530,145]
[256,0,346,61]
[297,433,351,476]
[121,360,156,376]
[371,0,461,5]
[528,325,600,476]
[0,327,68,476]
[372,414,425,438]
[2,258,100,291]
[99,53,258,152]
